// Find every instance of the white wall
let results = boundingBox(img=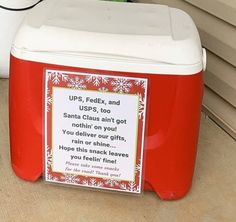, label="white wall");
[135,0,236,138]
